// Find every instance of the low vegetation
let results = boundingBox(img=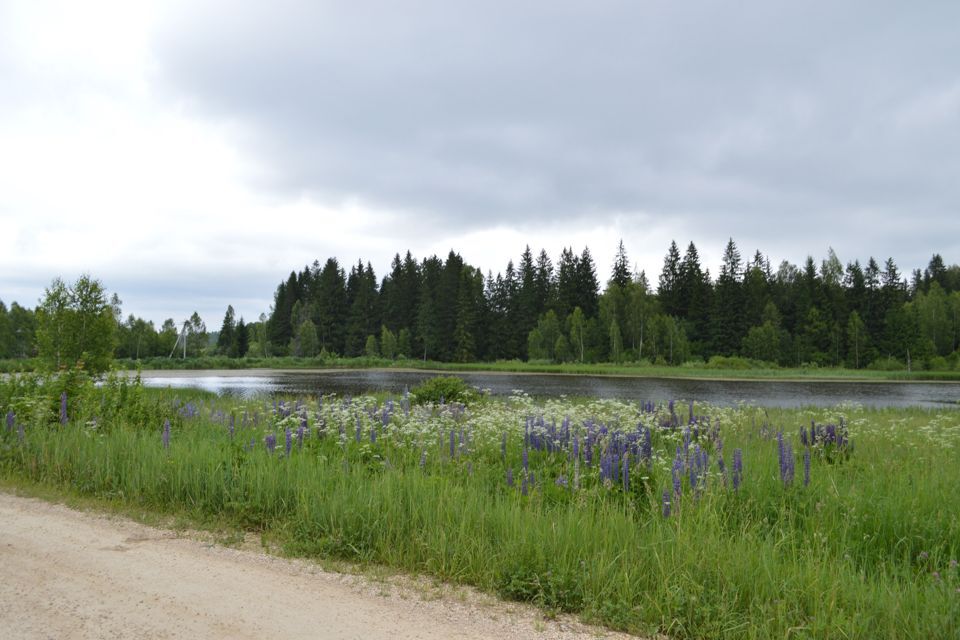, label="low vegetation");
[2,373,958,638]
